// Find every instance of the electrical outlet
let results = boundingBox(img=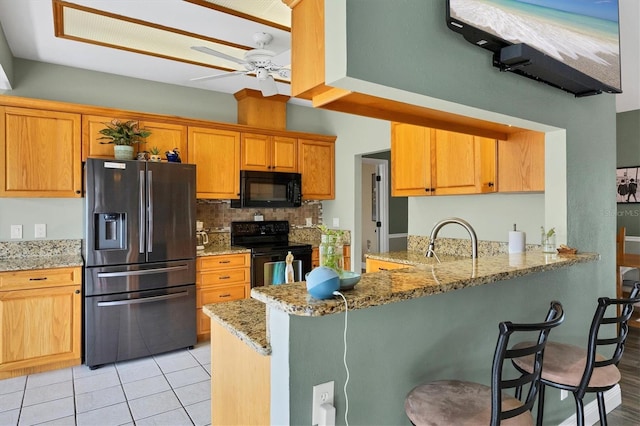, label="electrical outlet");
[10,224,22,239]
[35,224,46,238]
[332,217,339,227]
[312,381,334,425]
[560,389,568,400]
